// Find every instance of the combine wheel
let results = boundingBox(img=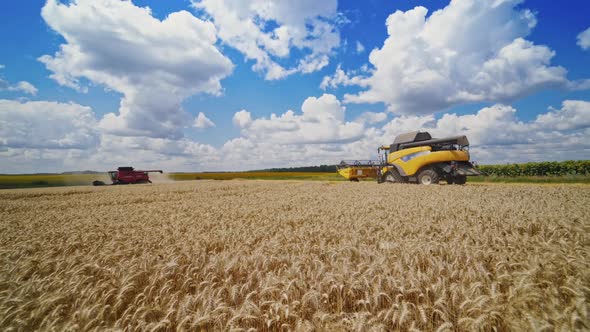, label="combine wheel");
[453,175,466,185]
[382,169,405,183]
[417,168,439,185]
